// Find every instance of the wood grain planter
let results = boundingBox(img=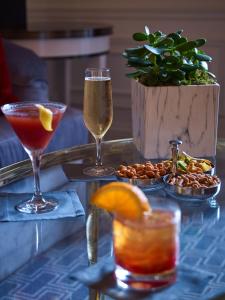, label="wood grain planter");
[131,80,220,159]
